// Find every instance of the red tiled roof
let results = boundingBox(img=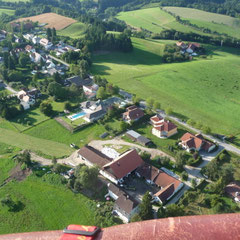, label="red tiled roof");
[104,149,144,179]
[78,146,111,168]
[154,120,177,132]
[154,183,175,203]
[154,170,181,189]
[181,132,214,151]
[150,115,163,123]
